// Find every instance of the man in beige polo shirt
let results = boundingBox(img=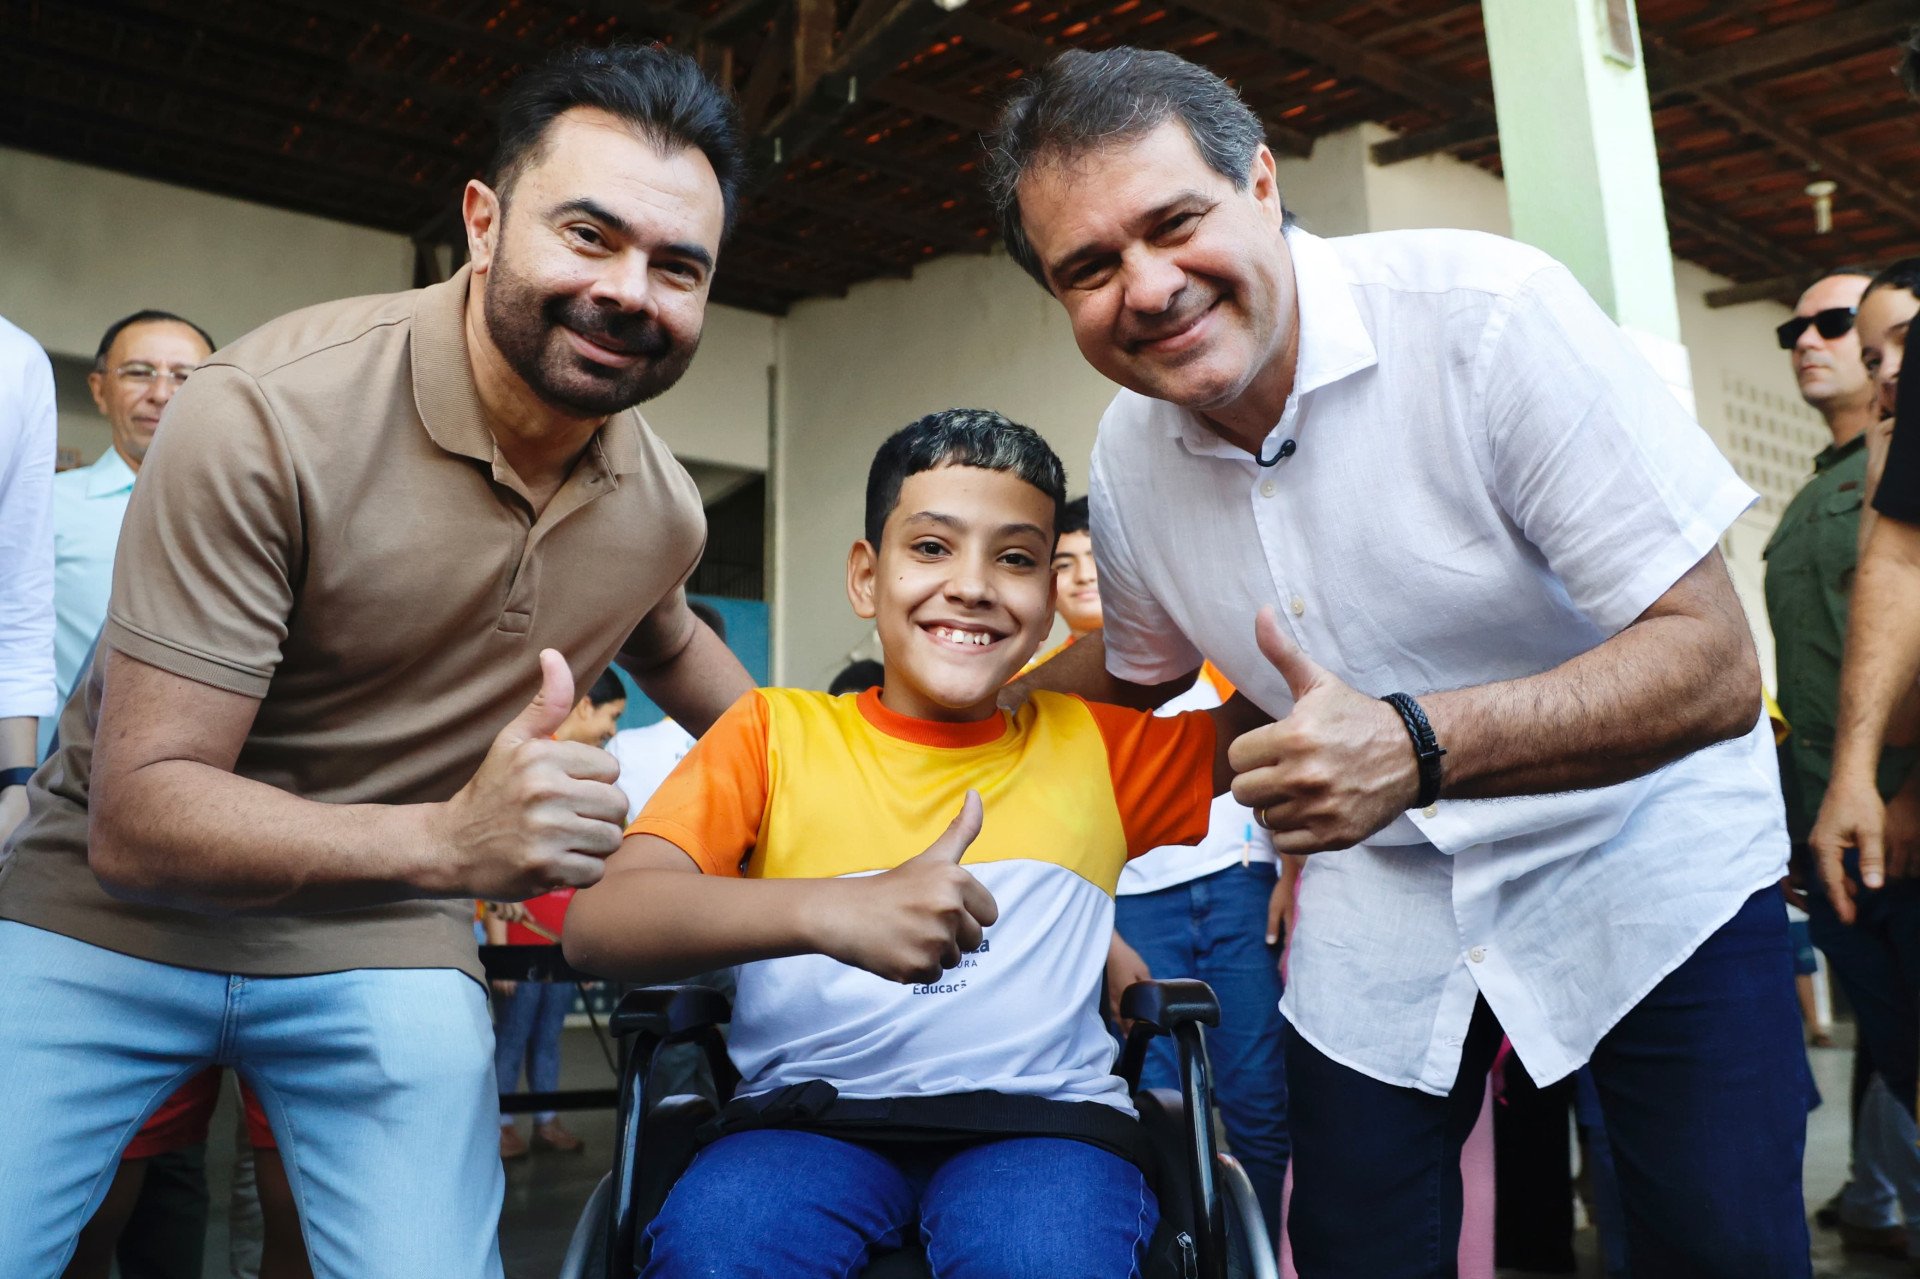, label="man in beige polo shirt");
[0,45,753,1278]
